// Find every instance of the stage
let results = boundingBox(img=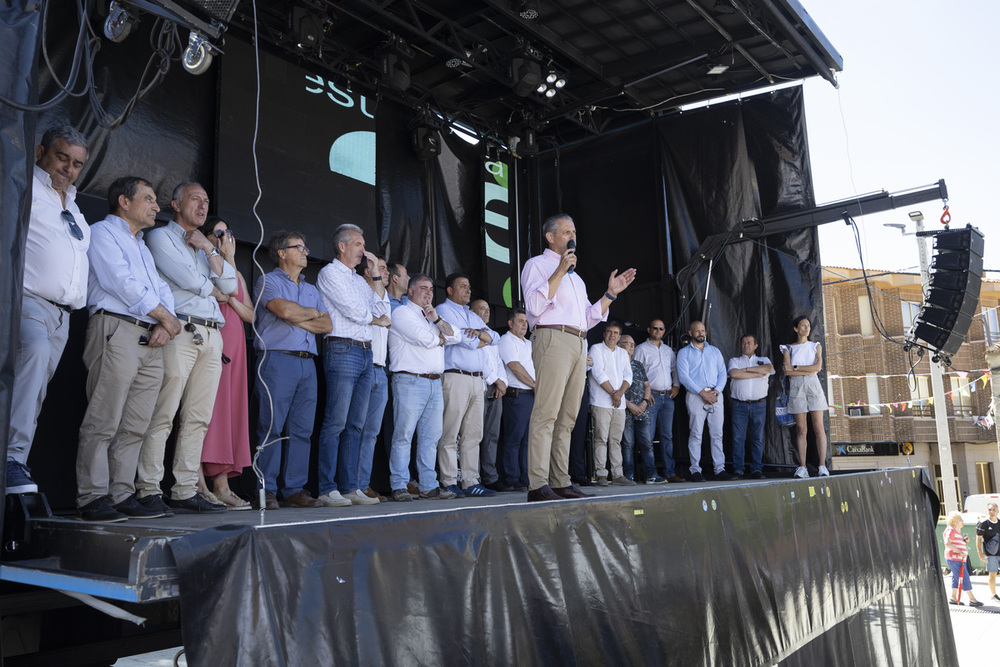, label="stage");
[2,469,958,665]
